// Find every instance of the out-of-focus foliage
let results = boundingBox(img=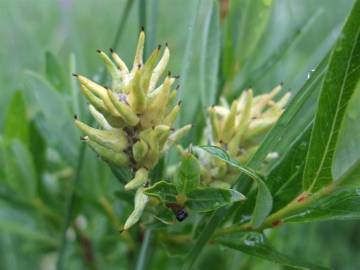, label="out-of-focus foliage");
[0,0,359,269]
